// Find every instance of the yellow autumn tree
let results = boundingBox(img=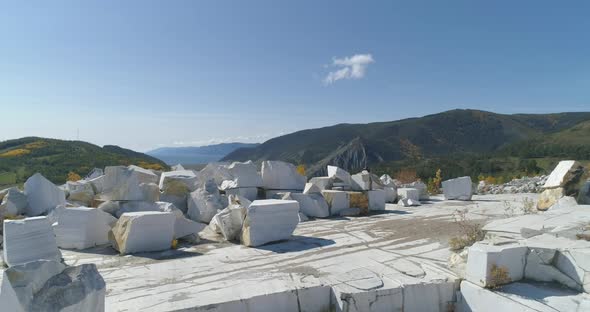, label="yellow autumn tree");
[296,164,306,176]
[67,171,82,182]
